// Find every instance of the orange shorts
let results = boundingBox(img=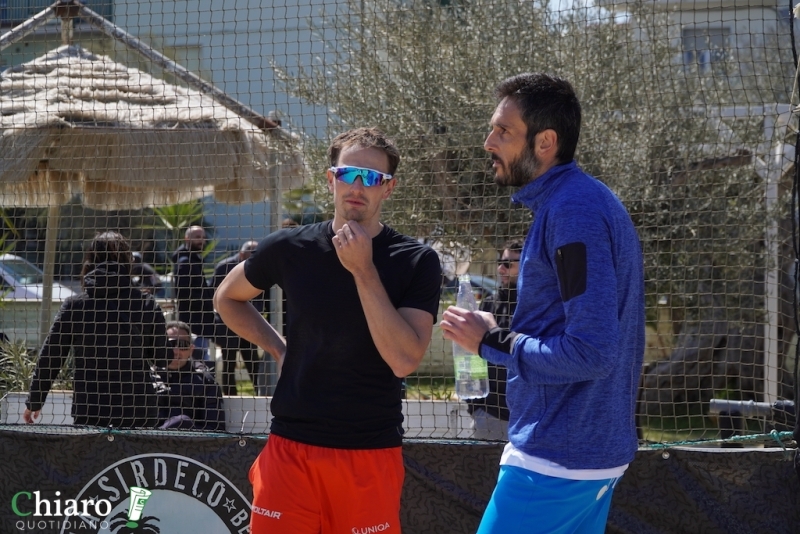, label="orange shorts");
[249,434,404,534]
